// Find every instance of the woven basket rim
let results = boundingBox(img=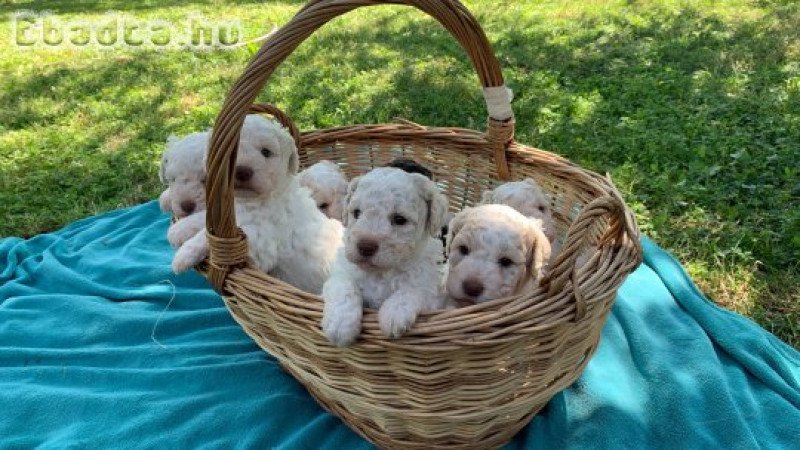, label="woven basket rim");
[199,120,642,347]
